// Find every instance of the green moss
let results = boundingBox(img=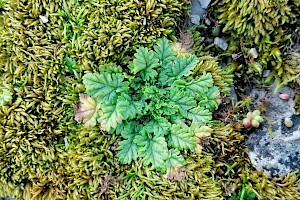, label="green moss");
[192,56,233,95]
[217,0,299,43]
[60,0,190,70]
